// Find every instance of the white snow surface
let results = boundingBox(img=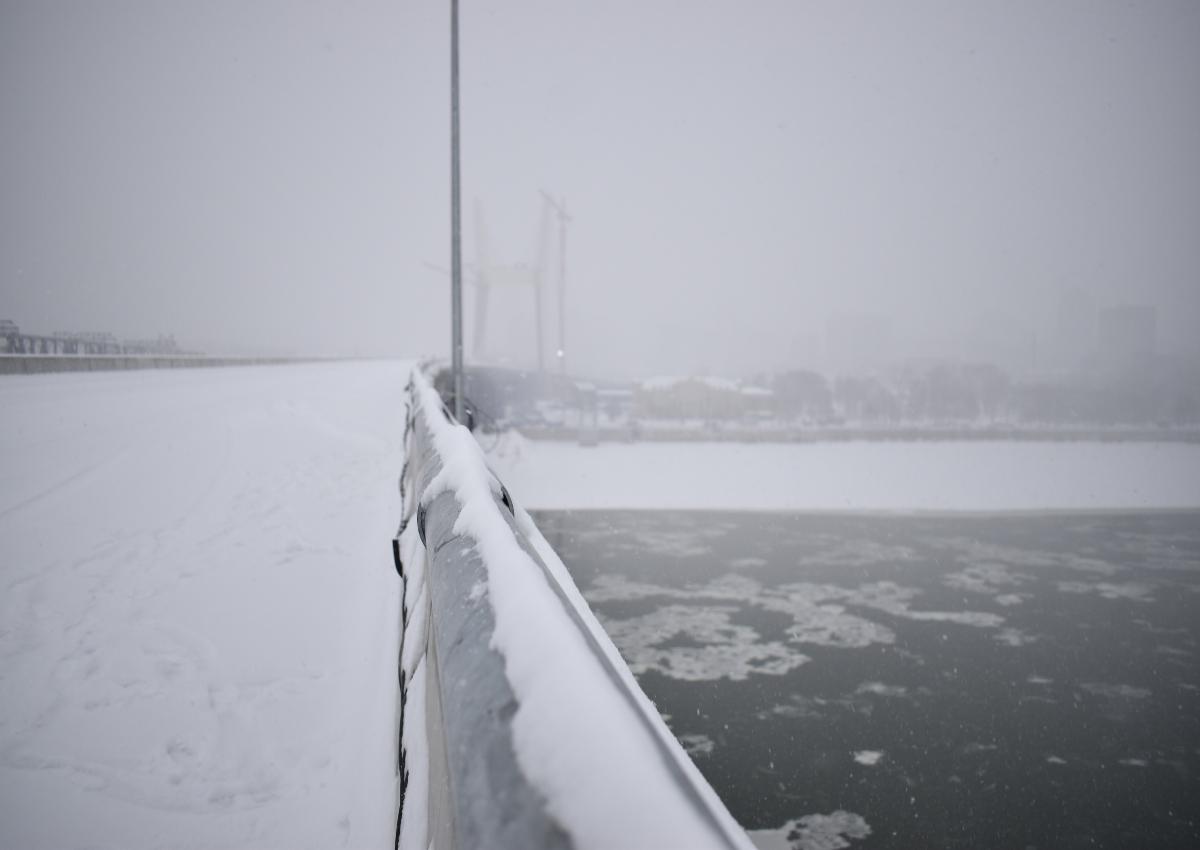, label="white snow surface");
[487,437,1200,512]
[0,362,408,849]
[412,373,754,850]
